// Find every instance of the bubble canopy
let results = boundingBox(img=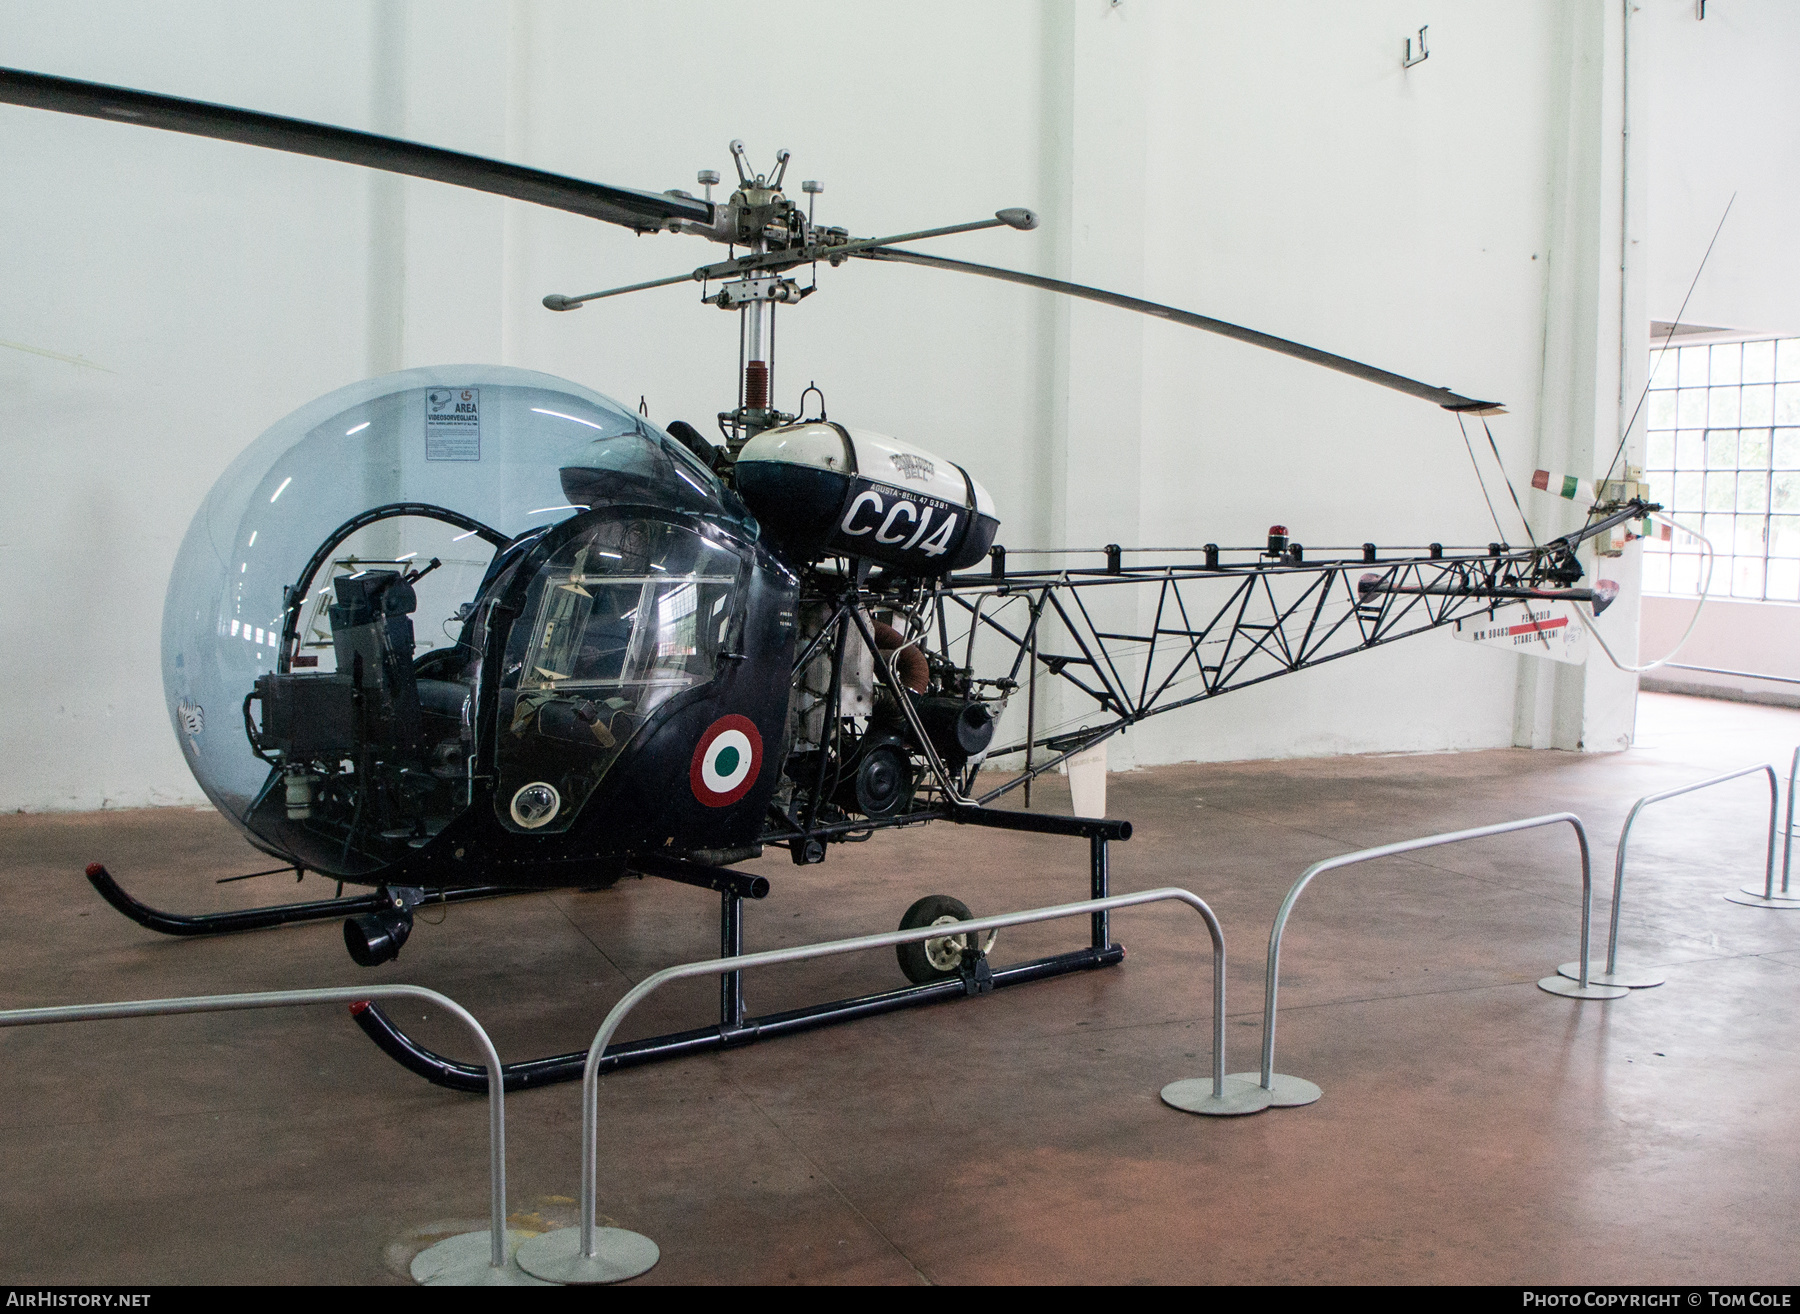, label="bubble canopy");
[162,365,739,858]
